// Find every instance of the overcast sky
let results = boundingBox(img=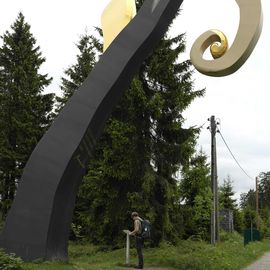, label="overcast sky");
[0,0,269,200]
